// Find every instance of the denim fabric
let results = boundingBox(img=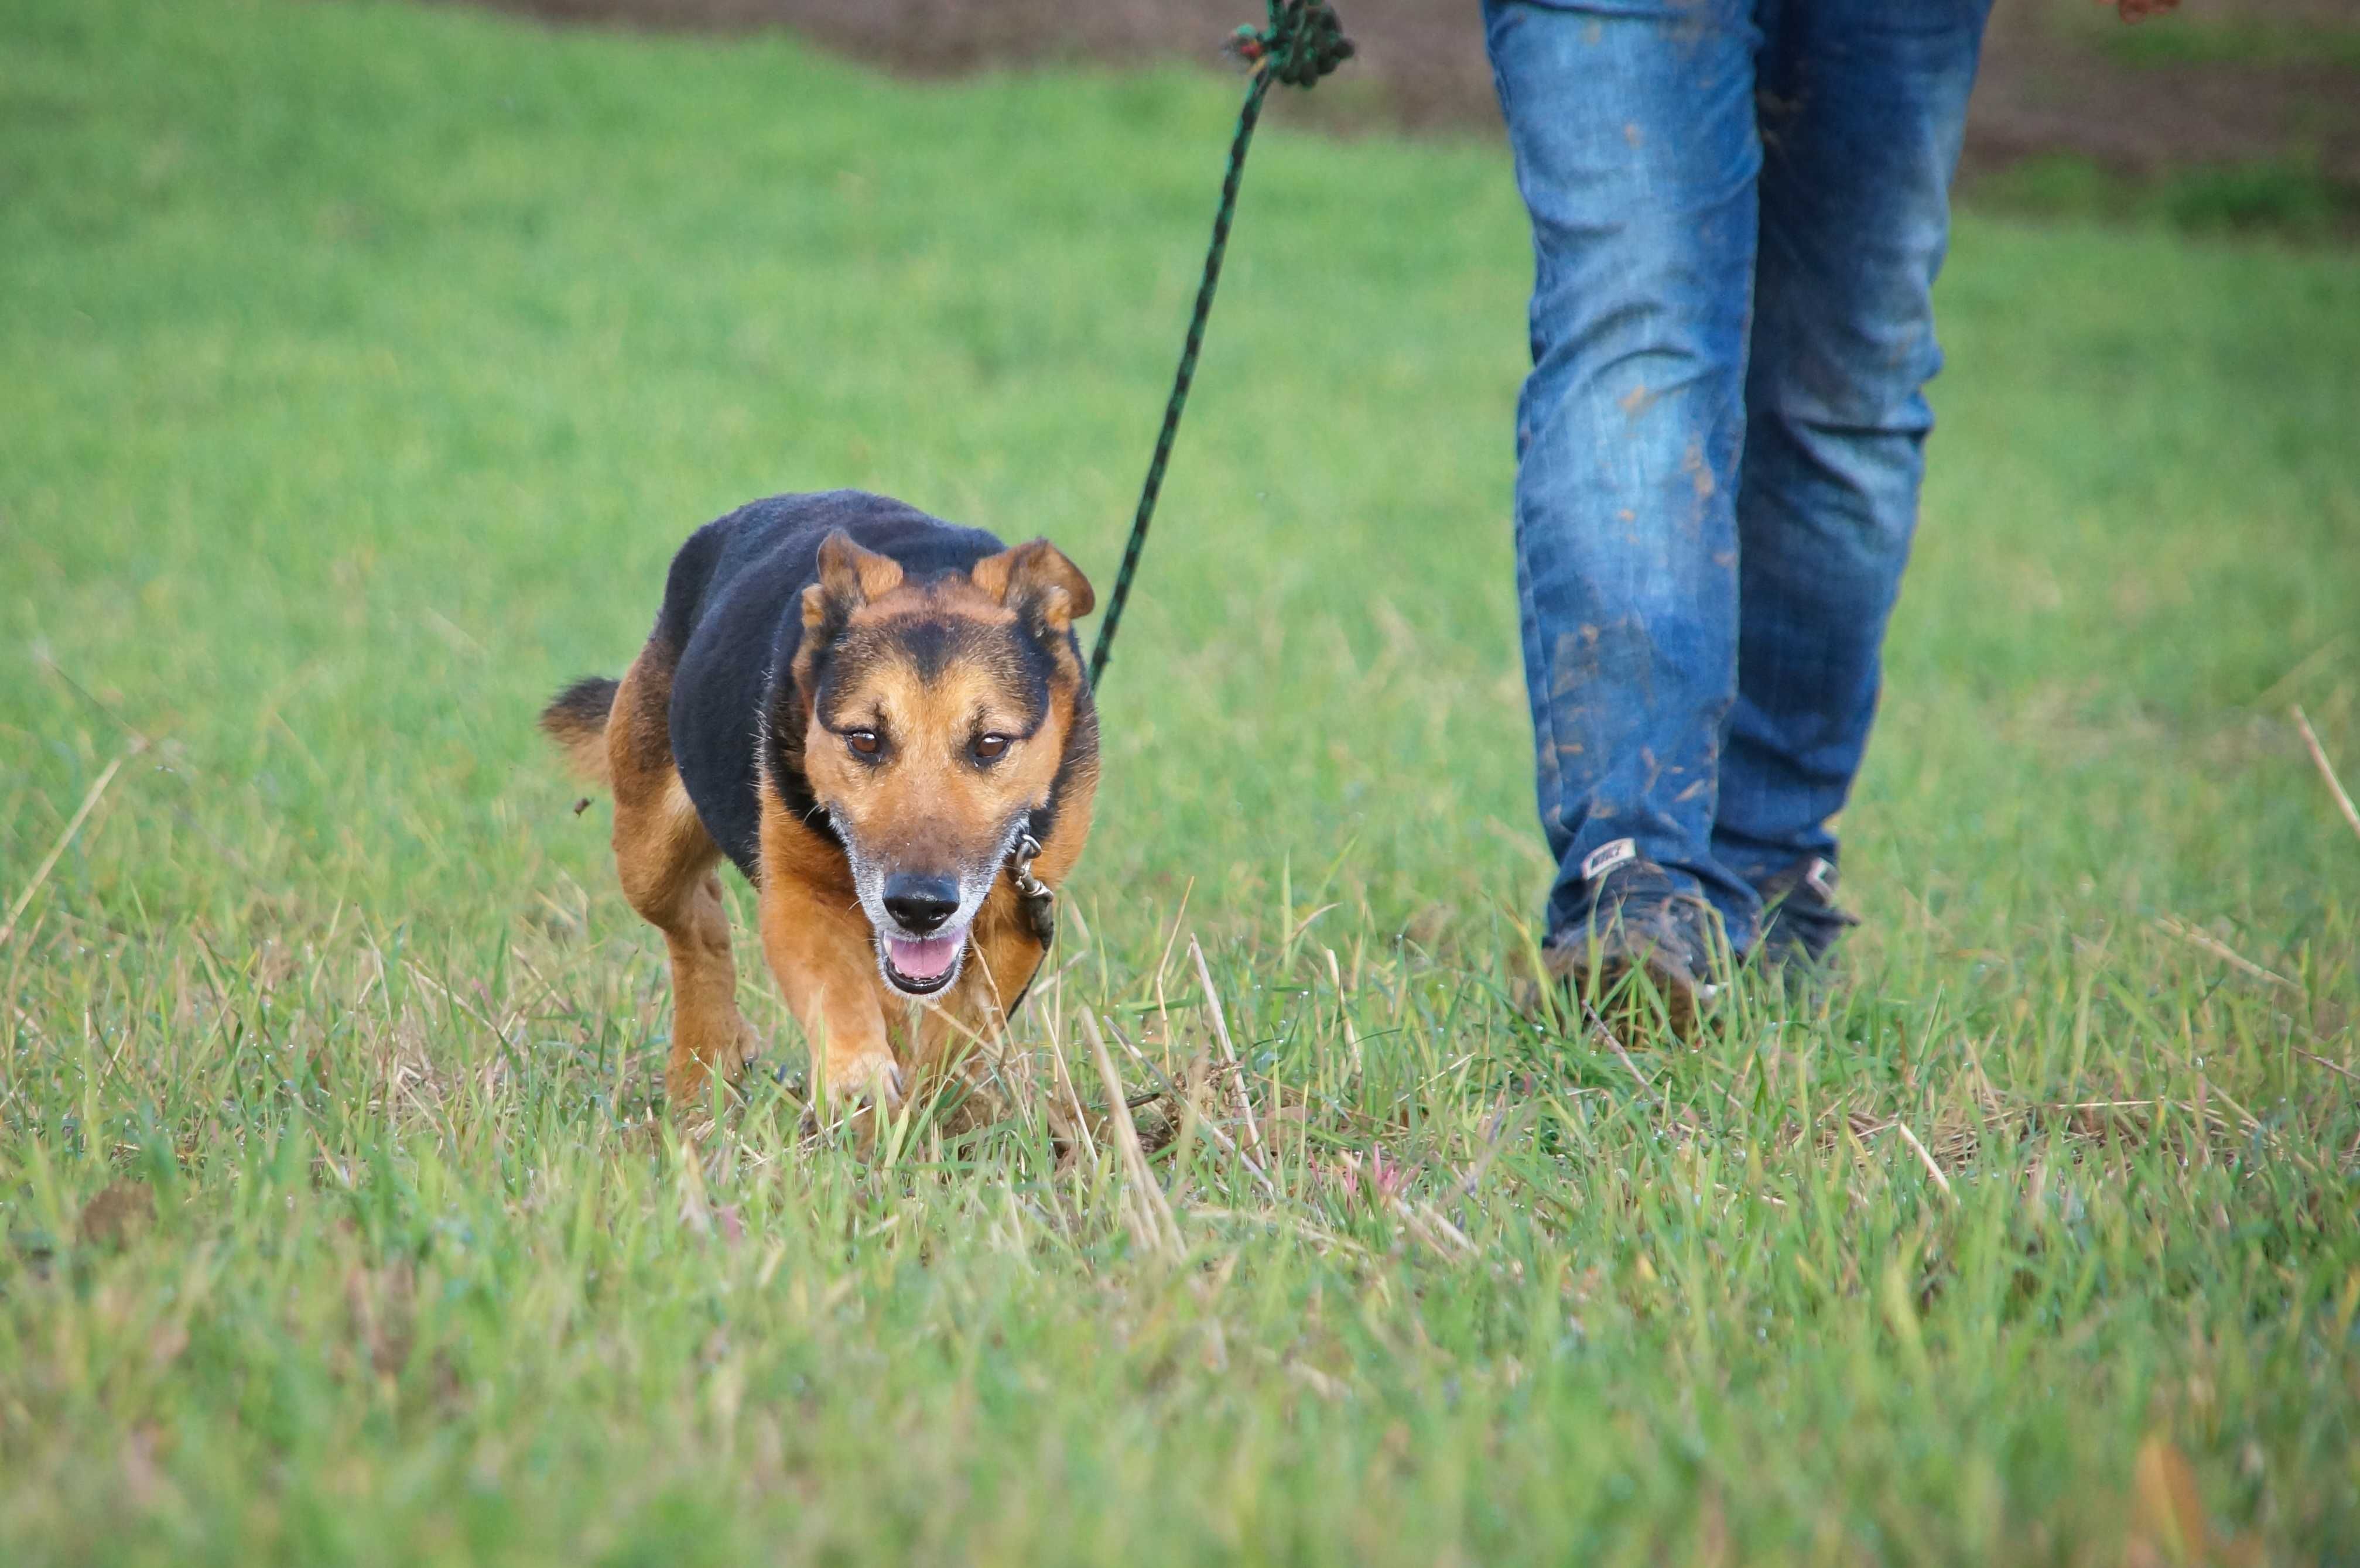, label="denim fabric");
[1485,0,1991,950]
